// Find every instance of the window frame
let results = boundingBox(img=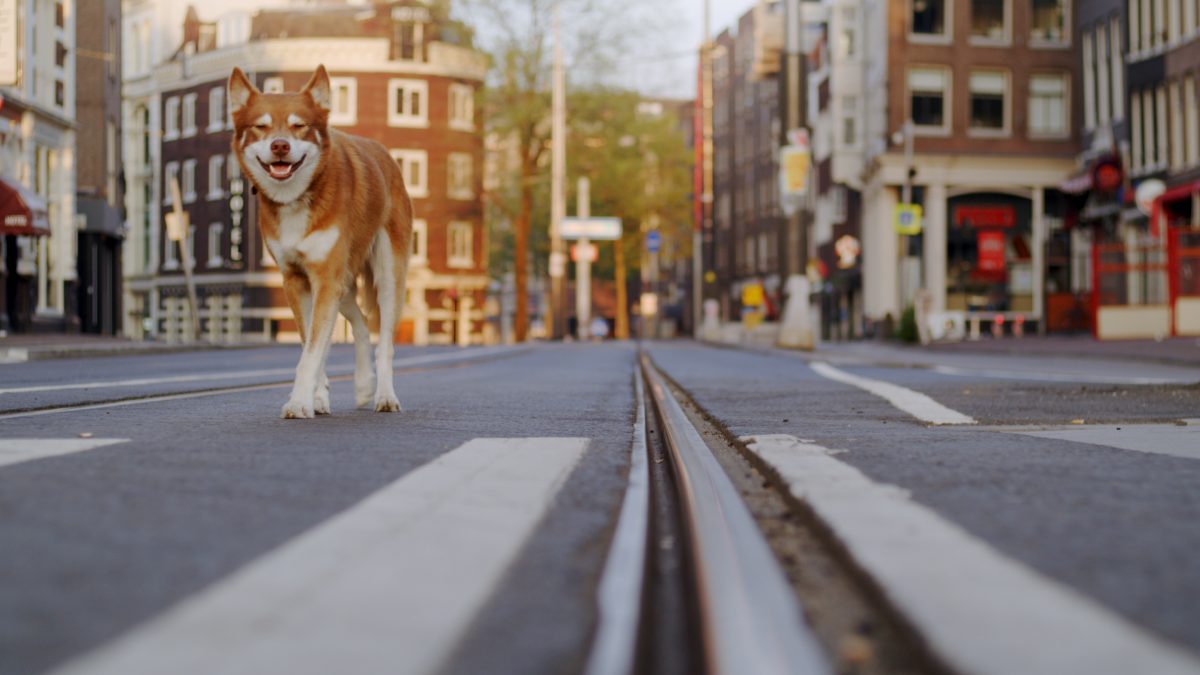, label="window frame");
[908,65,952,135]
[387,78,430,128]
[208,87,226,133]
[446,221,474,269]
[448,83,475,131]
[968,0,1011,46]
[163,161,180,205]
[909,0,953,44]
[967,69,1011,137]
[182,159,198,204]
[207,223,224,269]
[410,218,428,266]
[207,155,226,201]
[1029,0,1071,48]
[328,77,358,126]
[1028,71,1070,139]
[181,93,198,137]
[447,152,475,200]
[163,96,180,141]
[389,149,429,198]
